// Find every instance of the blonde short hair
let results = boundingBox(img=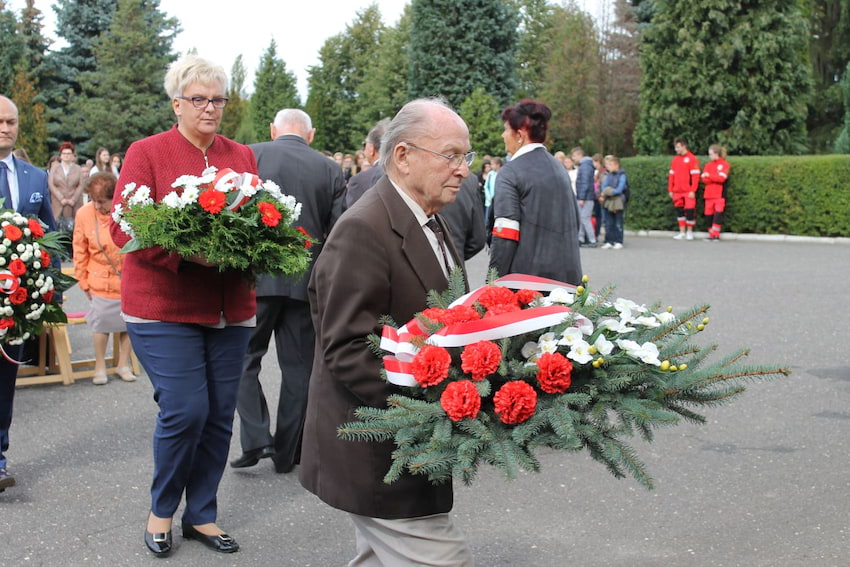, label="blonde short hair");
[163,55,228,99]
